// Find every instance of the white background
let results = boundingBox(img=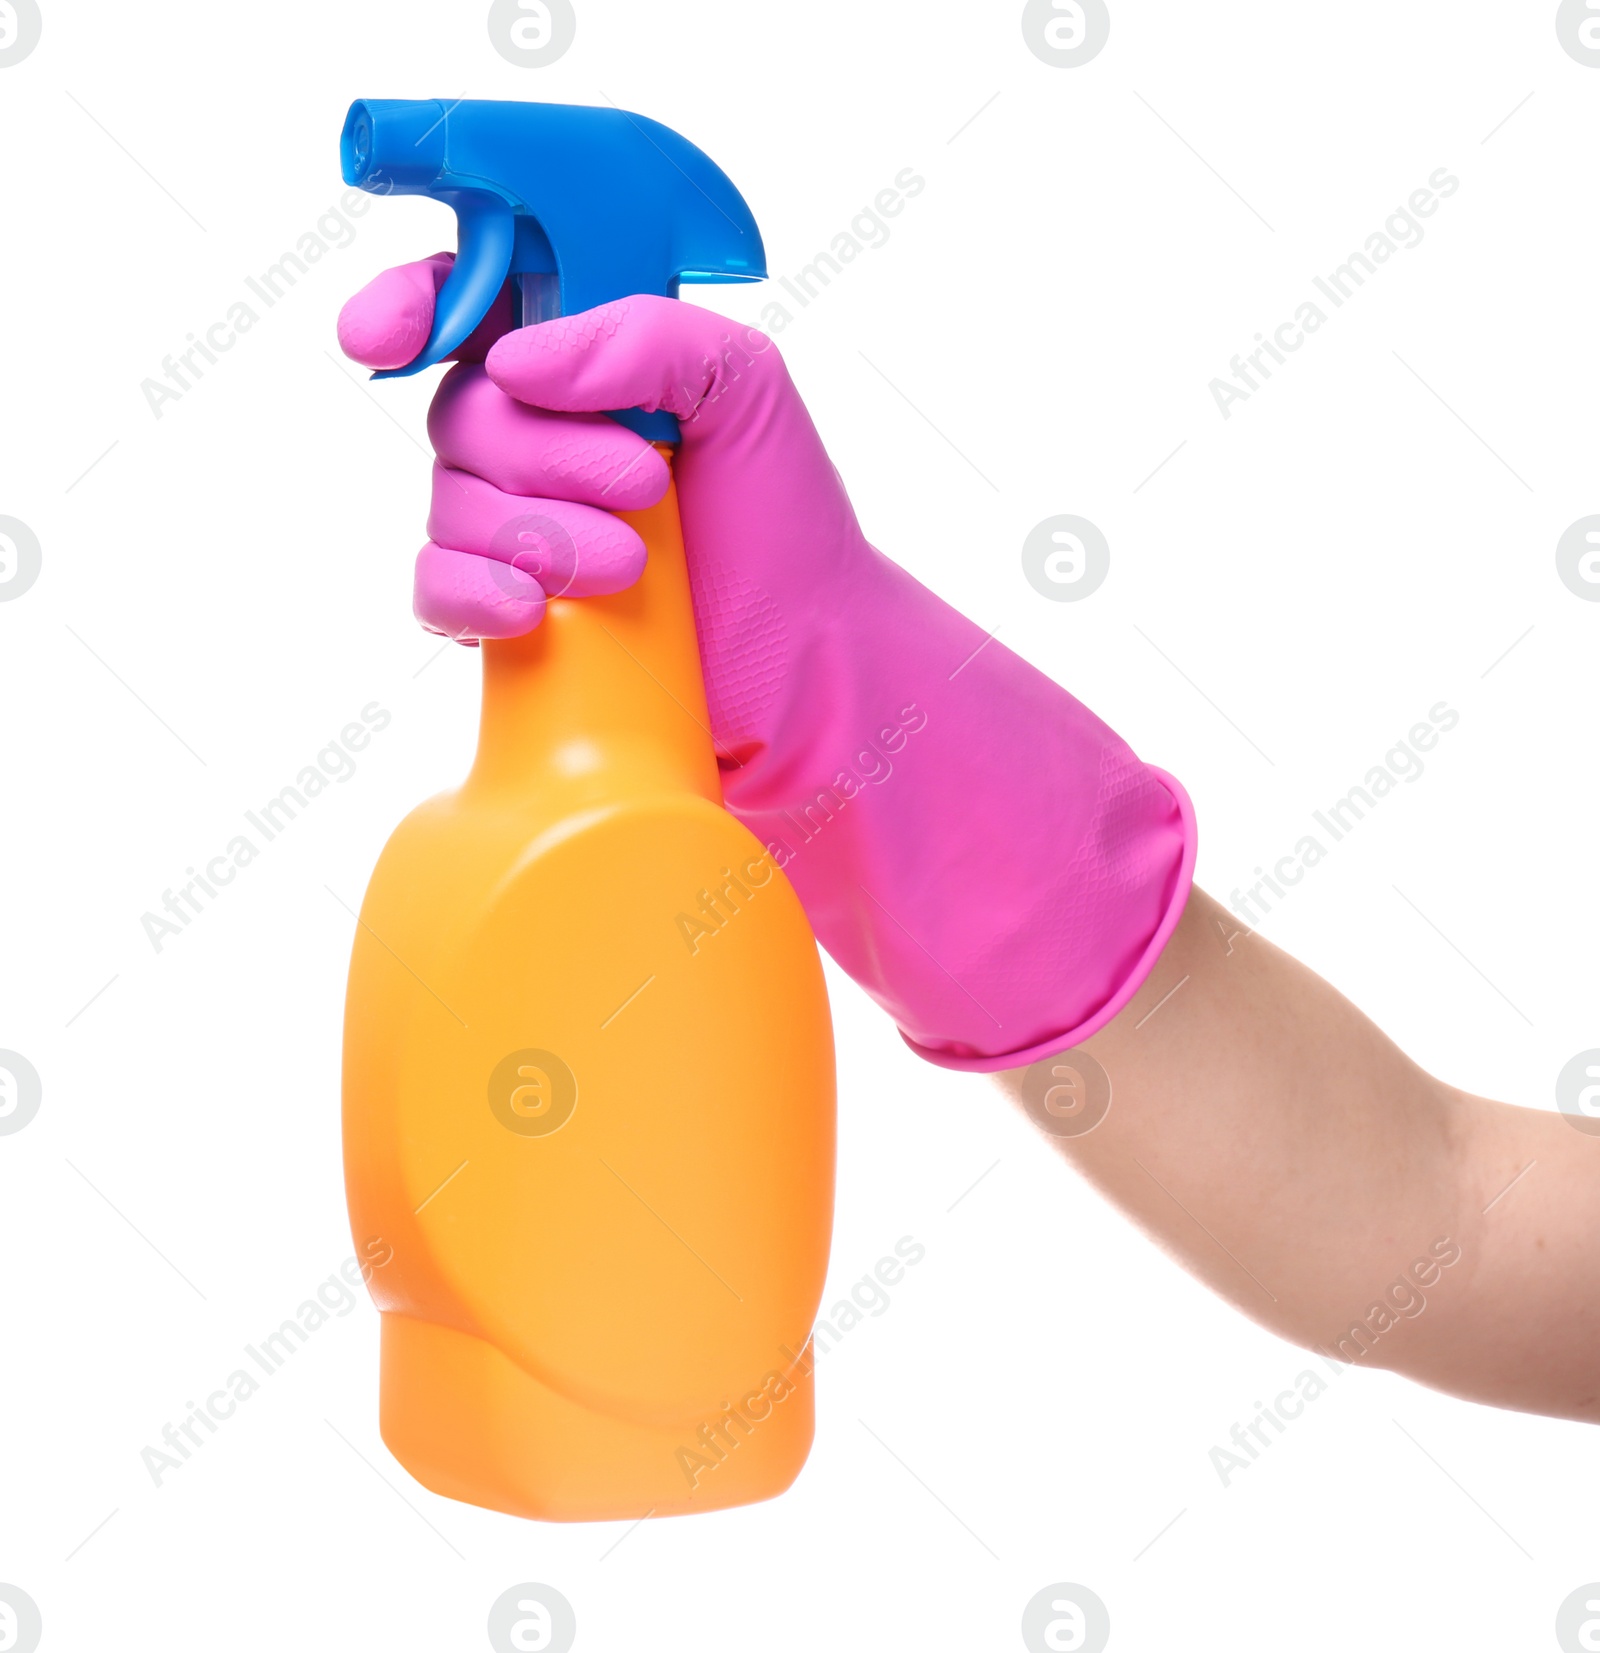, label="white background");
[2,2,1598,1649]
